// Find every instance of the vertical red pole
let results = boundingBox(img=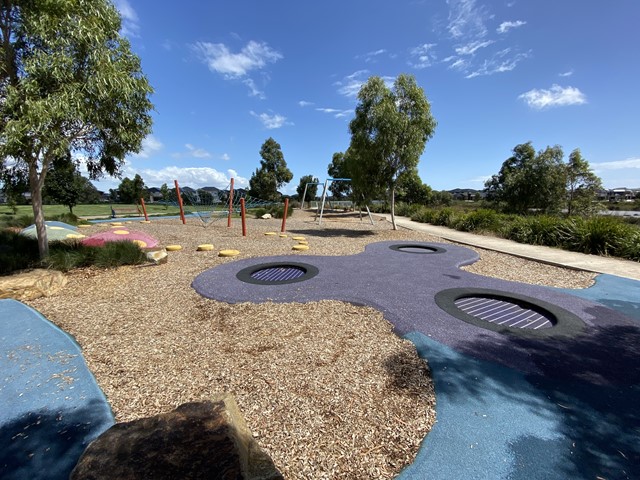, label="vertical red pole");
[240,198,247,237]
[140,198,149,221]
[174,180,186,225]
[281,198,289,233]
[227,178,234,228]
